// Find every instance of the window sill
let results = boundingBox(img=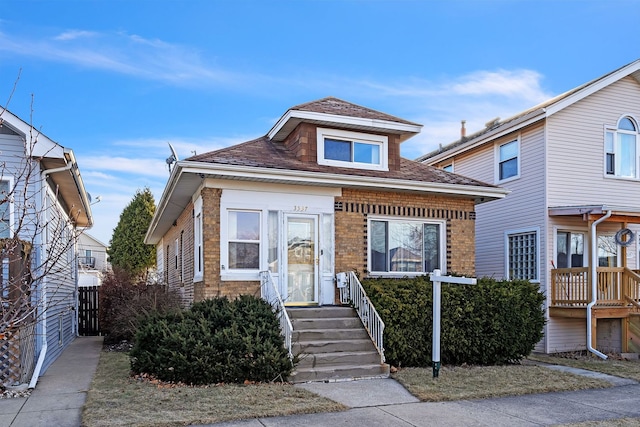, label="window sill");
[221,272,260,281]
[367,272,432,278]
